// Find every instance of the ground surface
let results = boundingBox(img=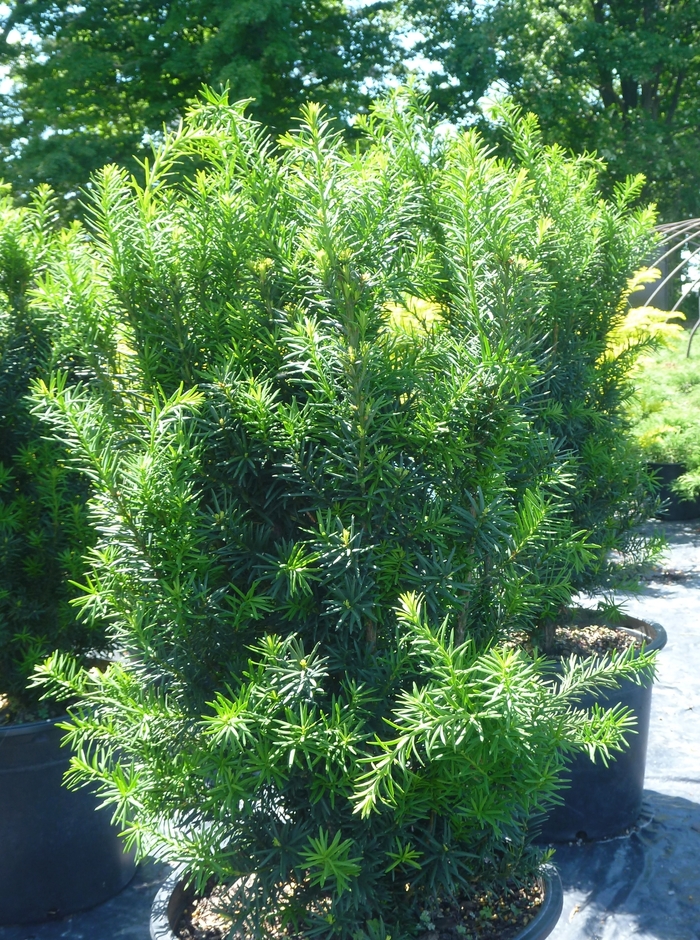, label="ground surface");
[1,519,698,940]
[0,859,169,940]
